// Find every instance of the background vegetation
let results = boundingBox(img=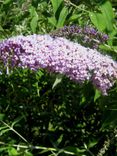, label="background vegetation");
[0,0,117,155]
